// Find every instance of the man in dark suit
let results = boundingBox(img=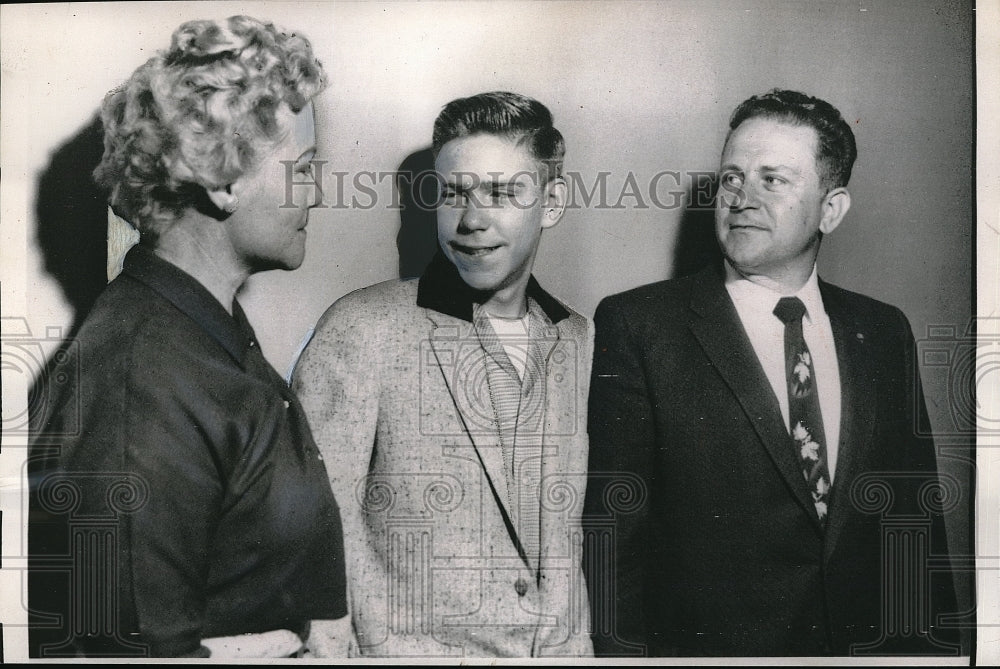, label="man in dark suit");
[583,89,958,657]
